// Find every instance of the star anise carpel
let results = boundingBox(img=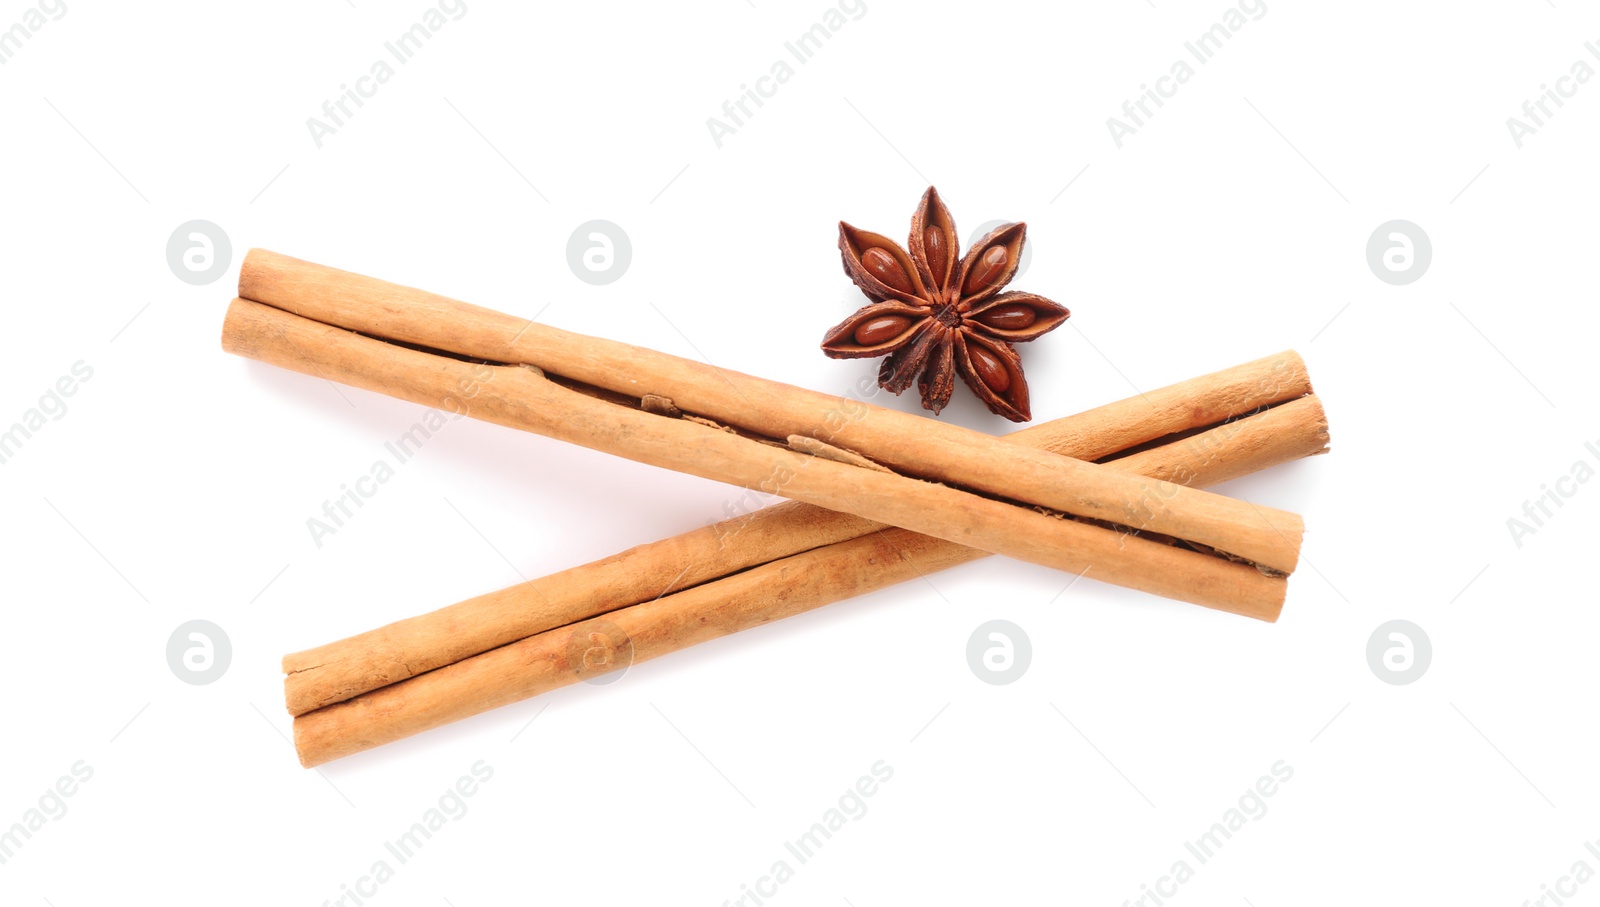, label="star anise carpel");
[821,186,1069,422]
